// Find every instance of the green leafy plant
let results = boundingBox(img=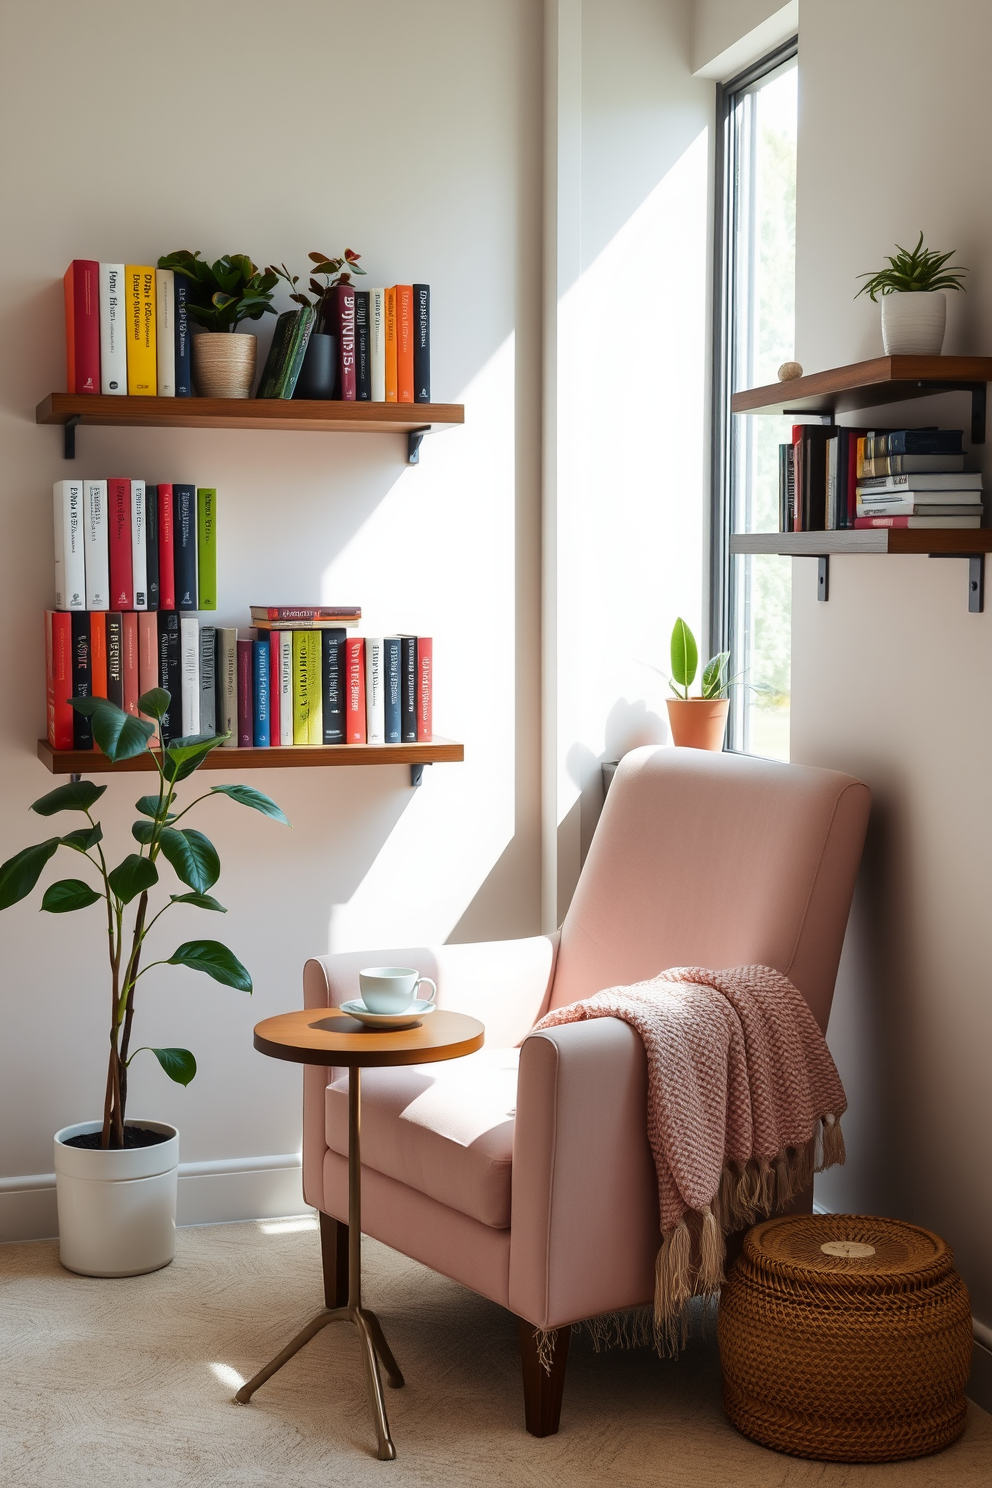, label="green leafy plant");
[855,232,967,301]
[669,618,732,700]
[268,249,367,334]
[0,692,289,1149]
[156,251,279,331]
